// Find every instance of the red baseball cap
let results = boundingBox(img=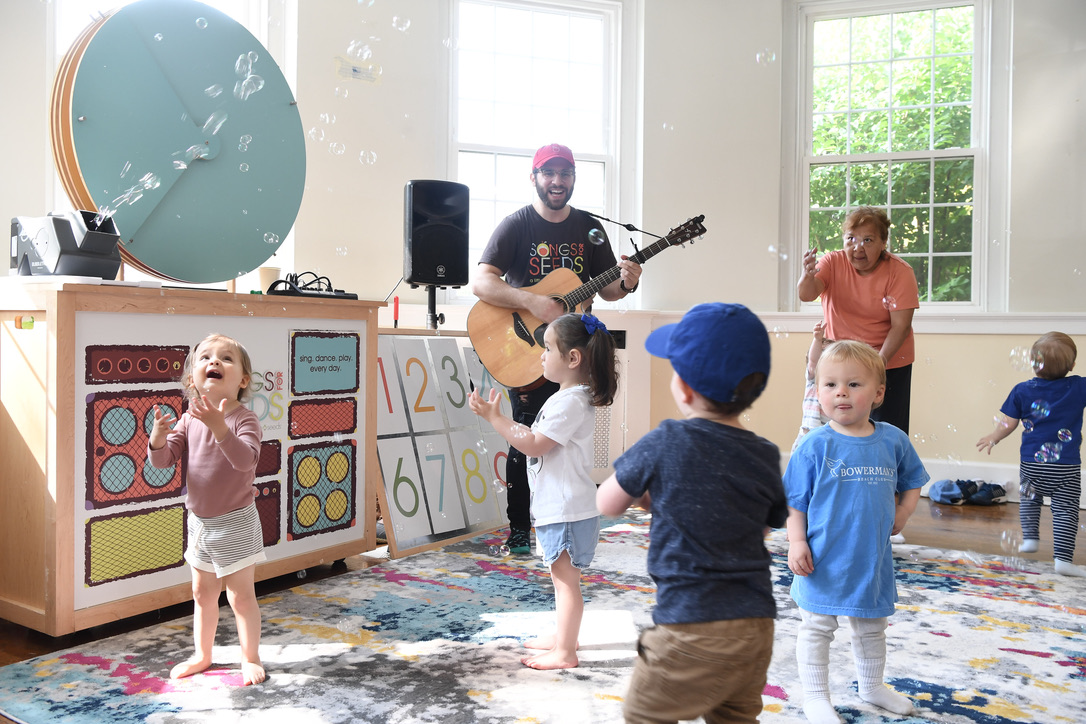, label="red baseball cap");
[532,143,575,170]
